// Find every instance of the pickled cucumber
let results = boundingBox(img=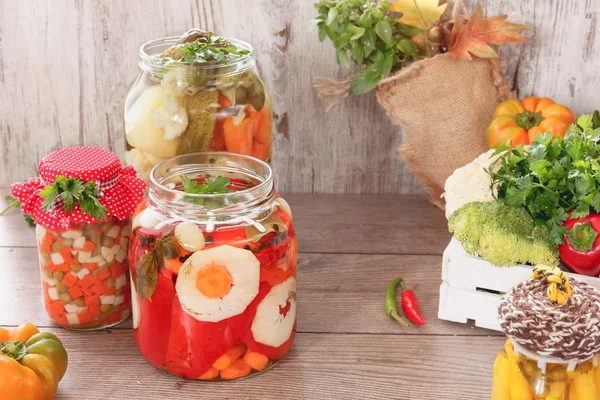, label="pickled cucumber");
[176,90,218,155]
